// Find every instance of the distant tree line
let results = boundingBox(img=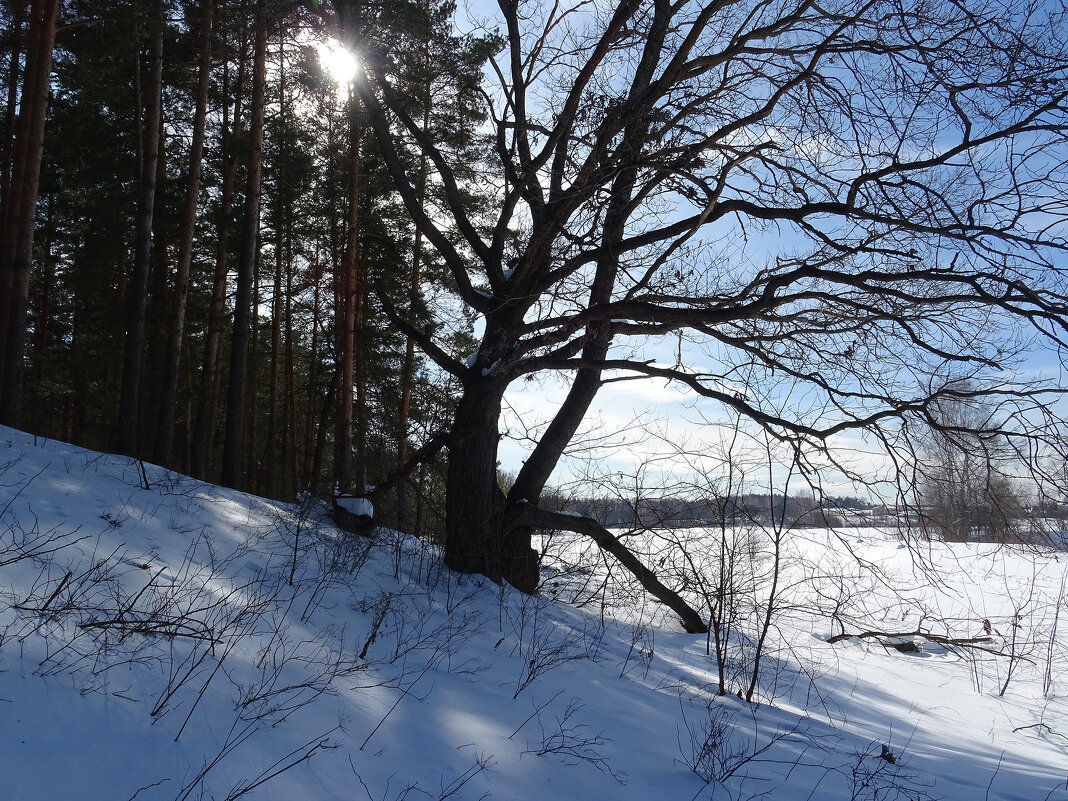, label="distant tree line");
[549,493,873,530]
